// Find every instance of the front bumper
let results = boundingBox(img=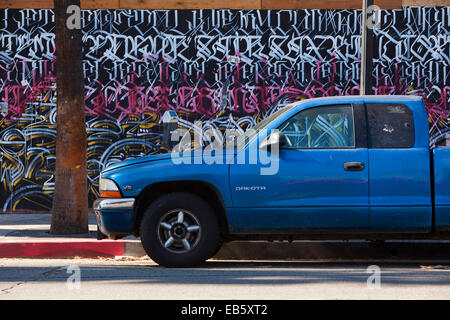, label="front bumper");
[93,198,135,238]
